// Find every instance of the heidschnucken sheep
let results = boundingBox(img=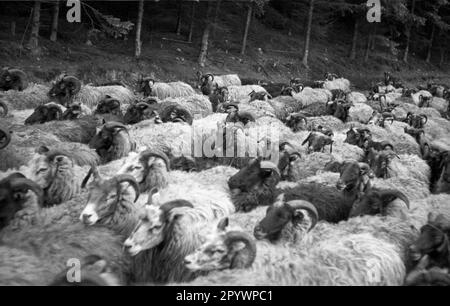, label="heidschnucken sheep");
[138,77,195,100]
[181,218,406,286]
[0,68,28,91]
[197,72,242,95]
[123,166,236,283]
[89,121,136,163]
[48,74,134,109]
